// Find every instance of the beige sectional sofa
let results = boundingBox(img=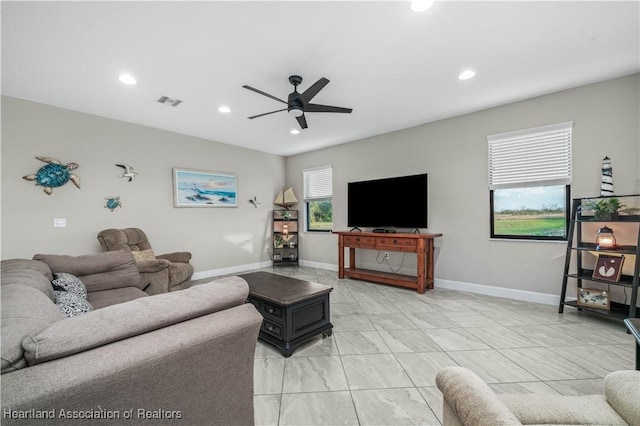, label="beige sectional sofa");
[1,251,262,425]
[436,366,640,426]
